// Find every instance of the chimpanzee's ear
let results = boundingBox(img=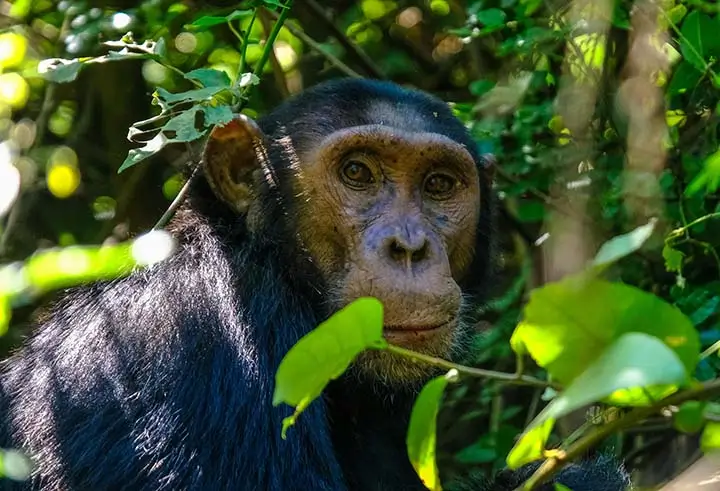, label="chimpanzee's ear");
[202,114,267,214]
